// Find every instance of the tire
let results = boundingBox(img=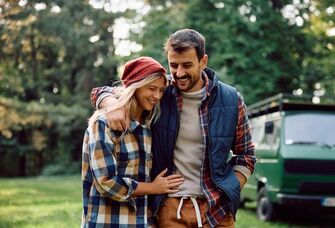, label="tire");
[257,187,276,221]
